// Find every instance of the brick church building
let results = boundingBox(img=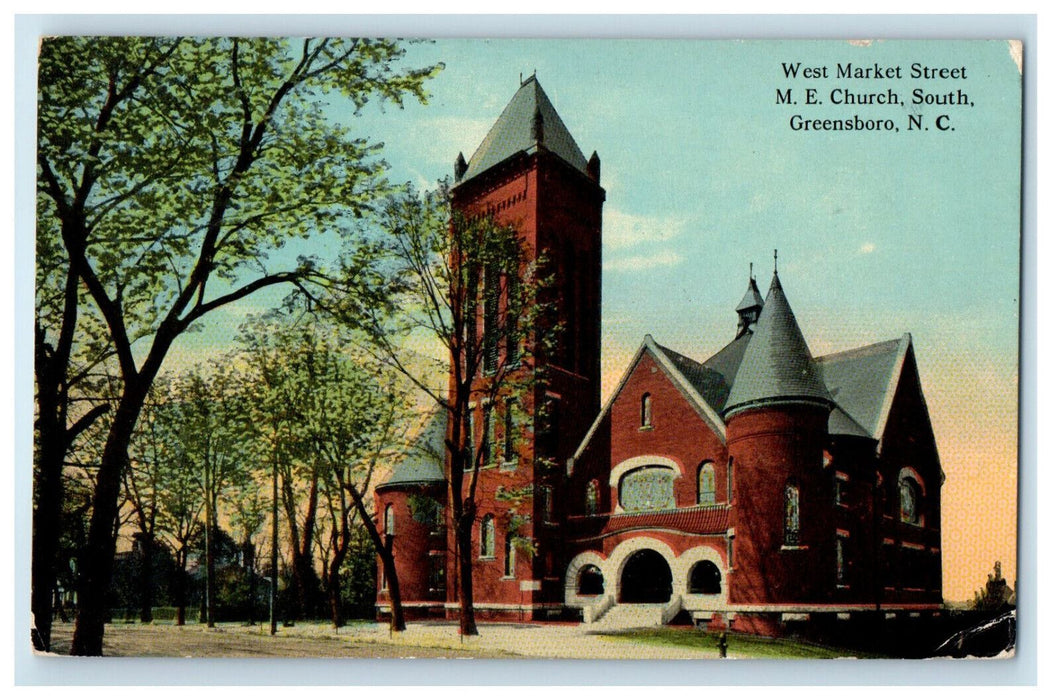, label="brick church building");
[374,77,943,634]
